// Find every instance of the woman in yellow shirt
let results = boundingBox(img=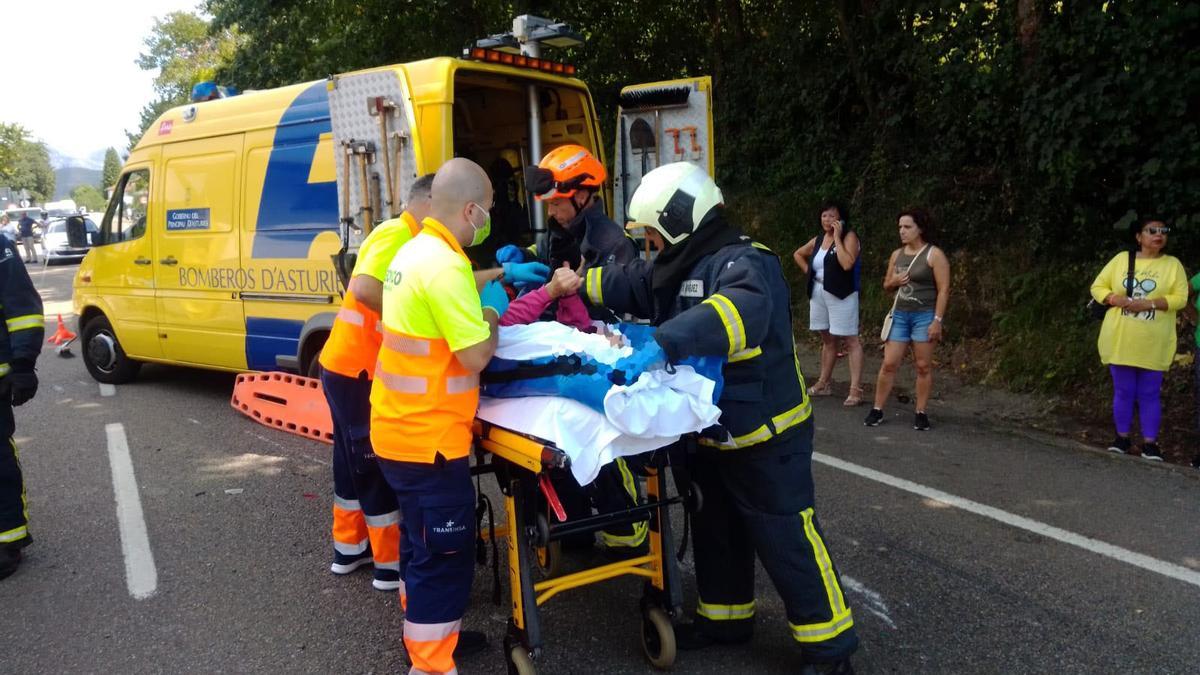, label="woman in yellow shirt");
[1090,217,1189,460]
